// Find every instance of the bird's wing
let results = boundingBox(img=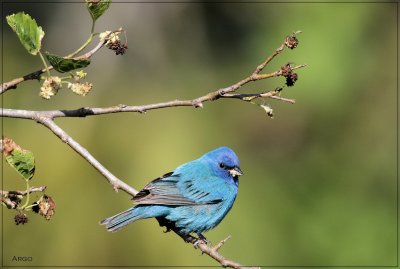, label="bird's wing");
[133,168,222,206]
